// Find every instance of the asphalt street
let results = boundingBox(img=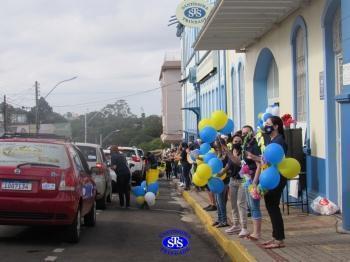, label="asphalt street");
[0,179,230,262]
